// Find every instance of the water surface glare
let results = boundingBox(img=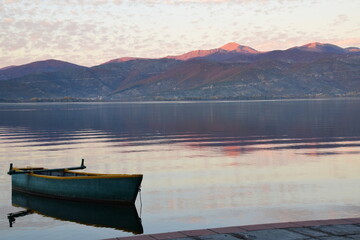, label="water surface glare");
[0,99,359,240]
